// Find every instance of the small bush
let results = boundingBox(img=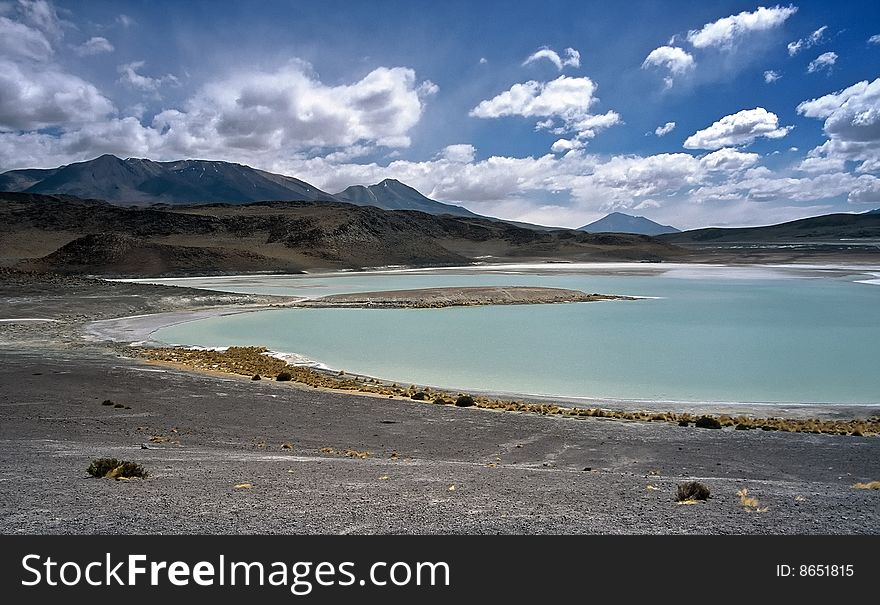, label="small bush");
[113,403,125,409]
[276,371,292,381]
[87,458,147,479]
[678,420,690,427]
[676,481,710,502]
[251,374,261,381]
[433,397,452,405]
[410,391,429,401]
[101,399,114,406]
[735,423,751,430]
[455,395,475,407]
[695,416,722,429]
[853,481,880,490]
